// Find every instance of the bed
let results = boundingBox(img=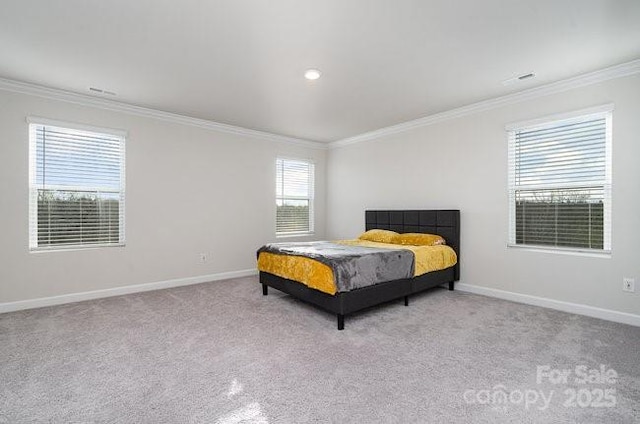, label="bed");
[258,210,460,330]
